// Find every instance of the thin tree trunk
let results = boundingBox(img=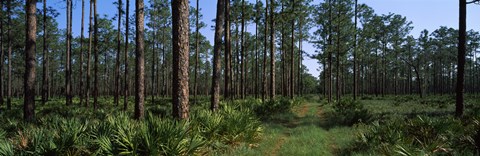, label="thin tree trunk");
[240,0,245,99]
[335,1,342,101]
[124,0,130,111]
[161,23,166,97]
[262,0,268,102]
[298,19,302,96]
[224,0,231,99]
[172,0,190,119]
[353,0,358,100]
[269,0,275,100]
[327,0,332,103]
[290,0,295,99]
[151,24,156,102]
[235,22,239,98]
[281,3,285,97]
[94,0,99,110]
[115,0,122,106]
[211,0,225,111]
[0,0,3,106]
[6,0,12,110]
[336,23,341,101]
[79,0,85,106]
[456,0,466,117]
[42,0,49,105]
[66,0,73,106]
[87,0,93,107]
[375,47,378,97]
[105,39,110,96]
[194,0,200,103]
[135,0,145,119]
[24,0,37,122]
[254,0,259,98]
